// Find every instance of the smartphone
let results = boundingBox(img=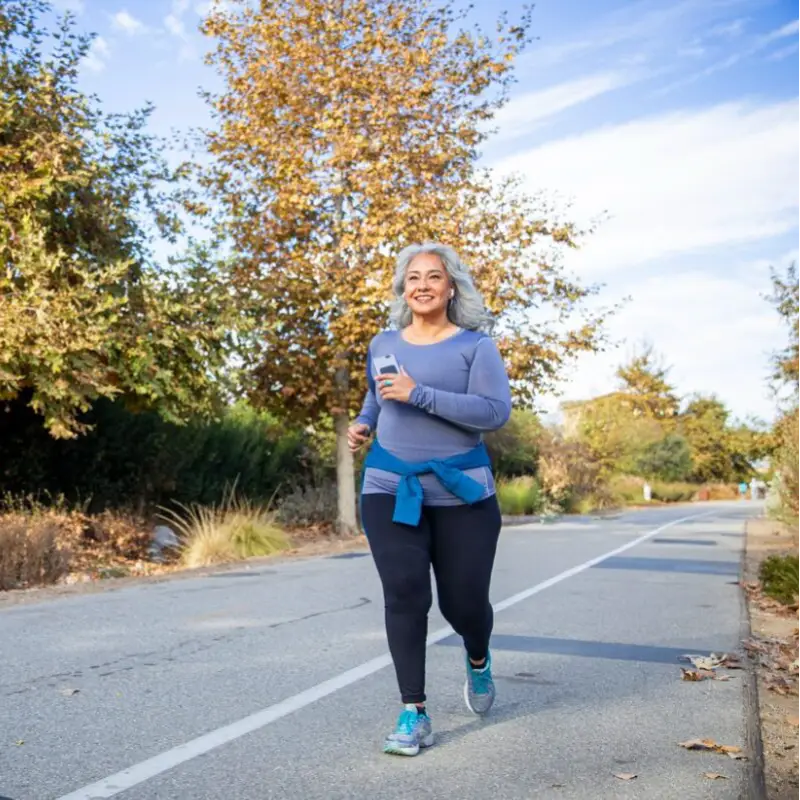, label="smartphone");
[373,354,400,377]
